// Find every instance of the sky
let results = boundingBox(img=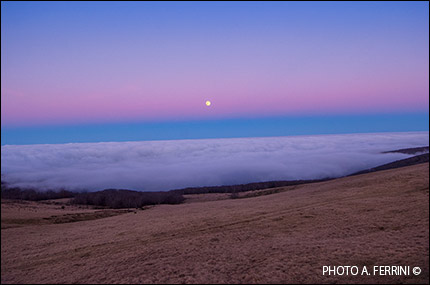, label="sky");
[1,1,429,145]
